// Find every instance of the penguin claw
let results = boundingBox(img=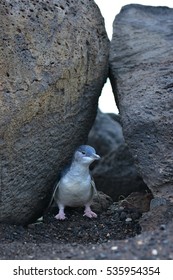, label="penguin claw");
[83,210,97,218]
[55,212,66,220]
